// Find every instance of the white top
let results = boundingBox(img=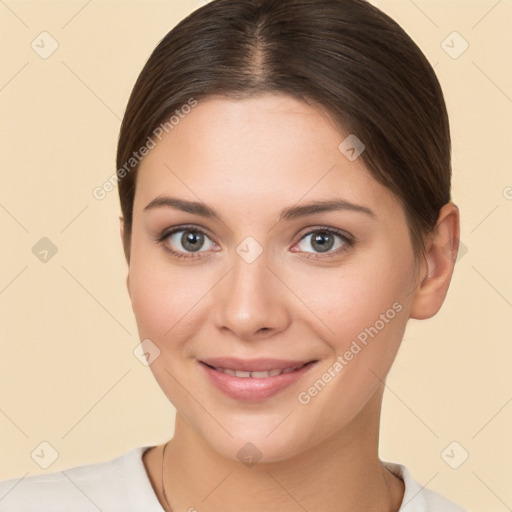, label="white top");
[0,446,467,511]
